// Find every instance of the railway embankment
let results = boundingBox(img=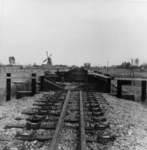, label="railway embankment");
[0,92,147,149]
